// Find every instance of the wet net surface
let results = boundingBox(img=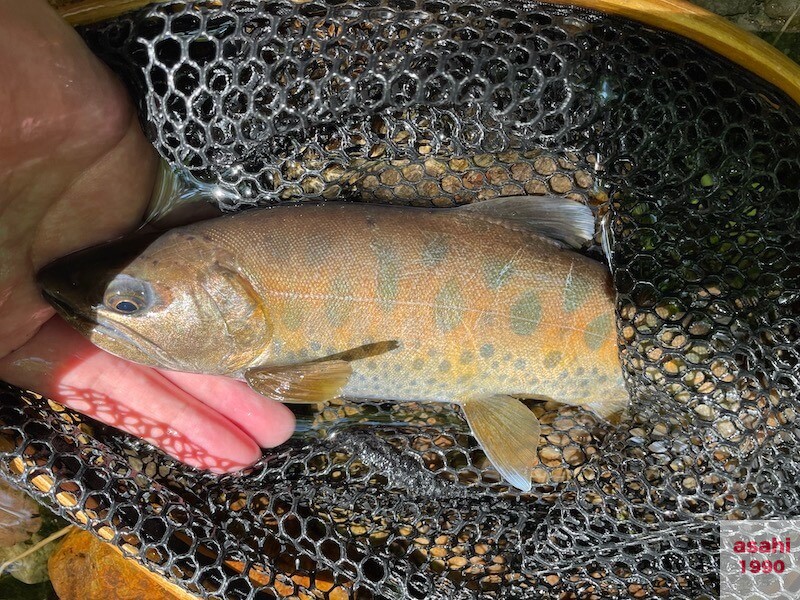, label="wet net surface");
[1,1,799,598]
